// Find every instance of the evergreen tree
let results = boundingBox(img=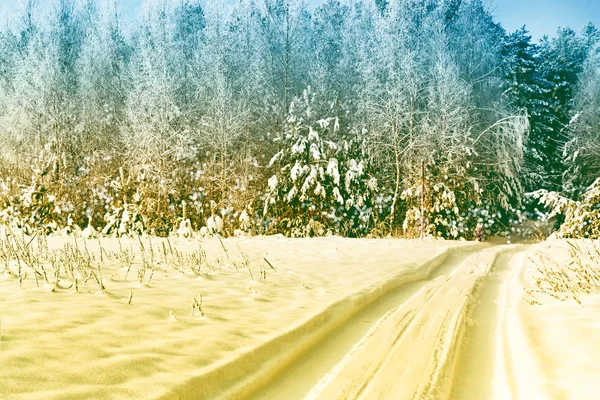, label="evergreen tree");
[265,88,377,236]
[536,28,589,190]
[502,27,551,192]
